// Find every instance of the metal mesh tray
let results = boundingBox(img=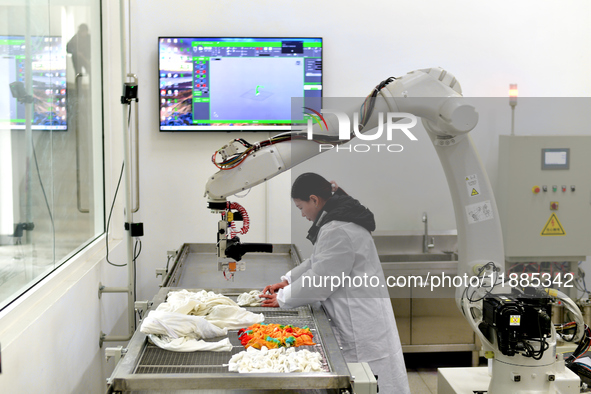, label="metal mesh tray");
[134,304,329,374]
[108,287,351,392]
